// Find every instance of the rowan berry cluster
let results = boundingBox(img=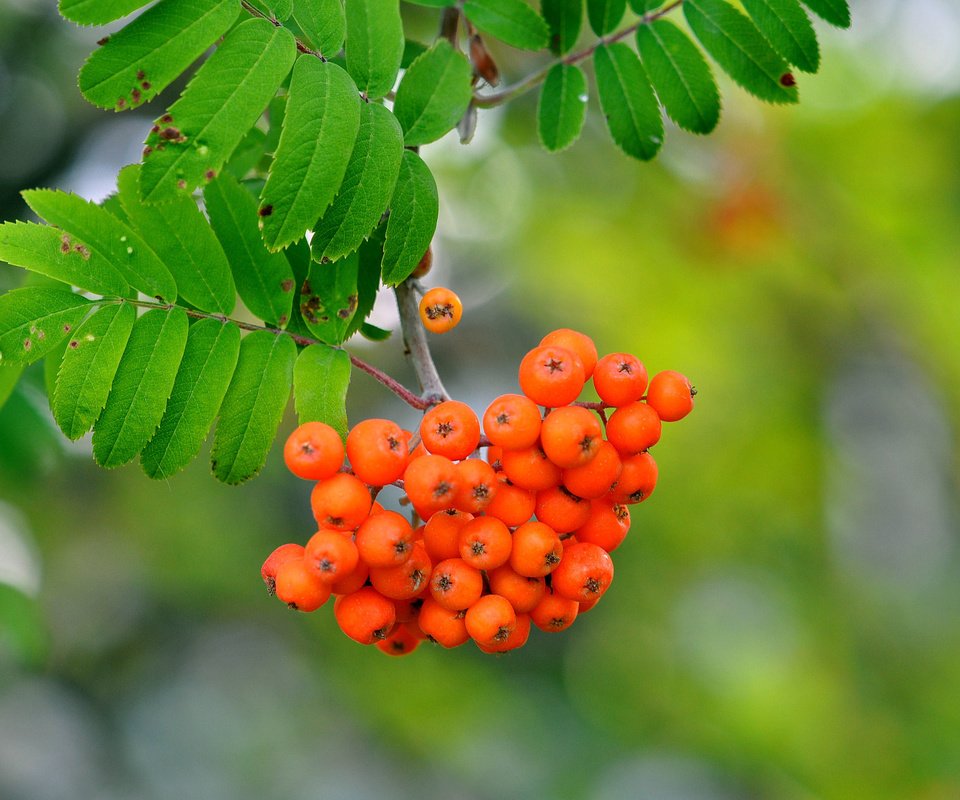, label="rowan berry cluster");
[261,329,694,656]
